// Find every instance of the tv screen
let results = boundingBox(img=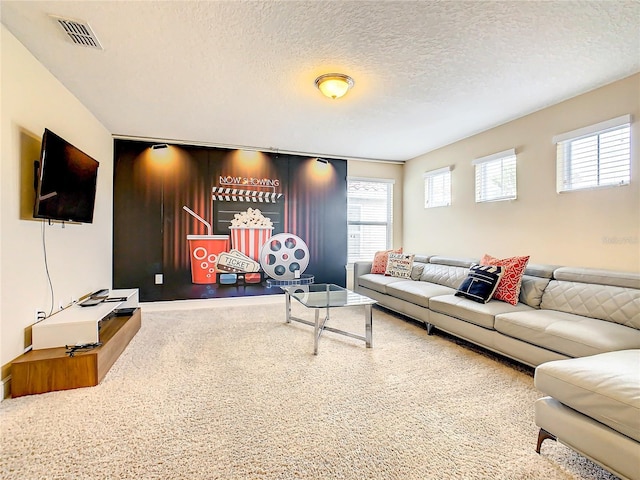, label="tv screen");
[34,129,99,224]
